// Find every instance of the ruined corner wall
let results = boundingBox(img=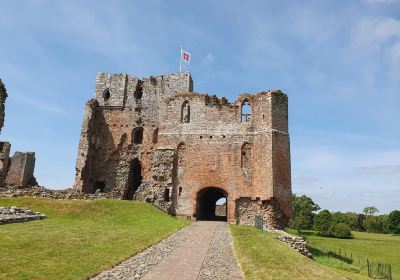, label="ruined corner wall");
[134,148,177,214]
[5,152,36,188]
[0,79,7,133]
[270,92,292,221]
[73,72,193,197]
[235,197,287,229]
[0,142,11,187]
